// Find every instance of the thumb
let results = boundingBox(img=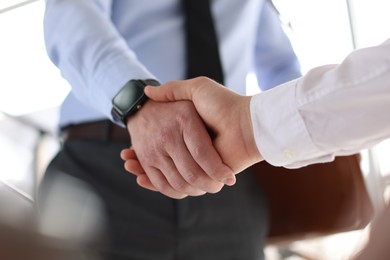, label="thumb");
[144,80,194,102]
